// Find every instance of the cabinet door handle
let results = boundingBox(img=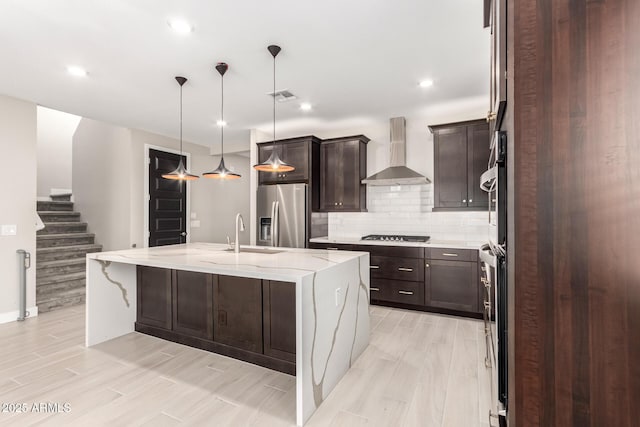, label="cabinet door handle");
[370,265,380,269]
[442,253,459,257]
[339,202,343,206]
[463,199,467,203]
[398,267,413,272]
[334,202,338,206]
[425,263,430,268]
[327,247,339,251]
[370,287,380,292]
[398,290,414,295]
[469,199,473,203]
